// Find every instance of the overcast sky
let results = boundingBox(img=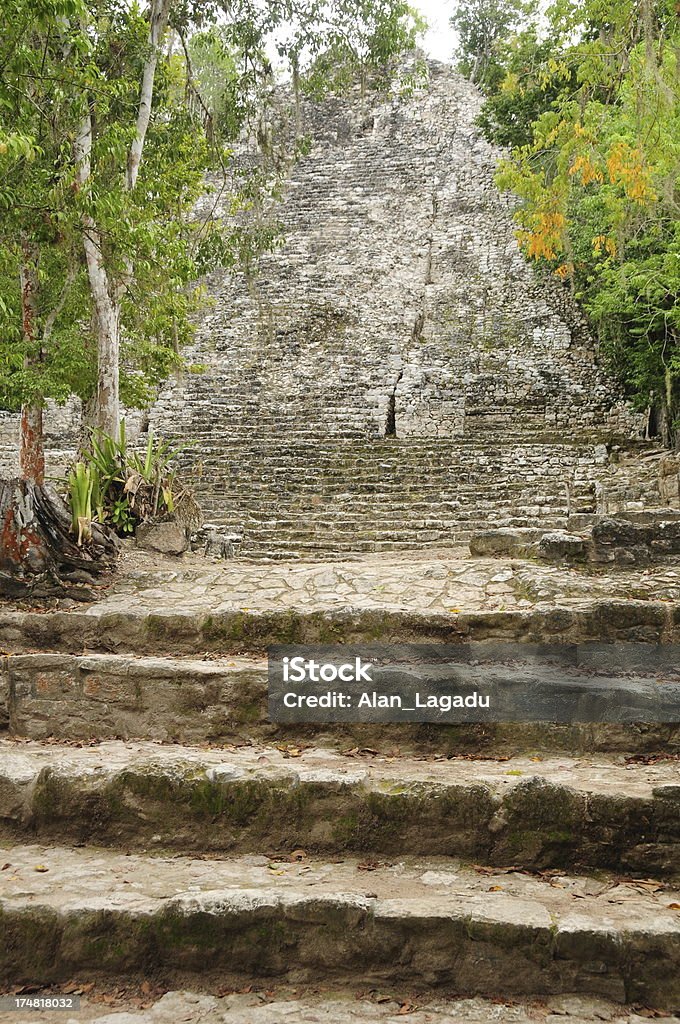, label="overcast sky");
[414,0,458,62]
